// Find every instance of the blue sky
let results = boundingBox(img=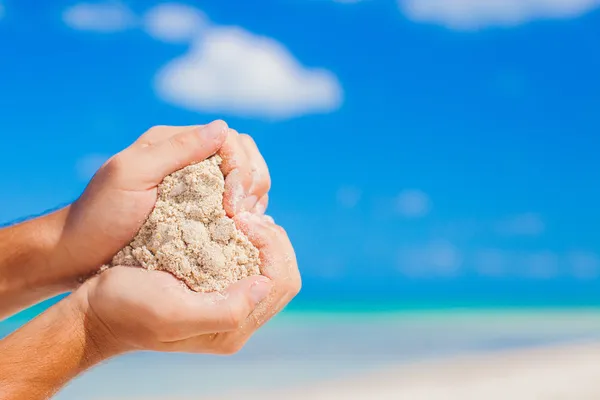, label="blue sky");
[1,0,600,304]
